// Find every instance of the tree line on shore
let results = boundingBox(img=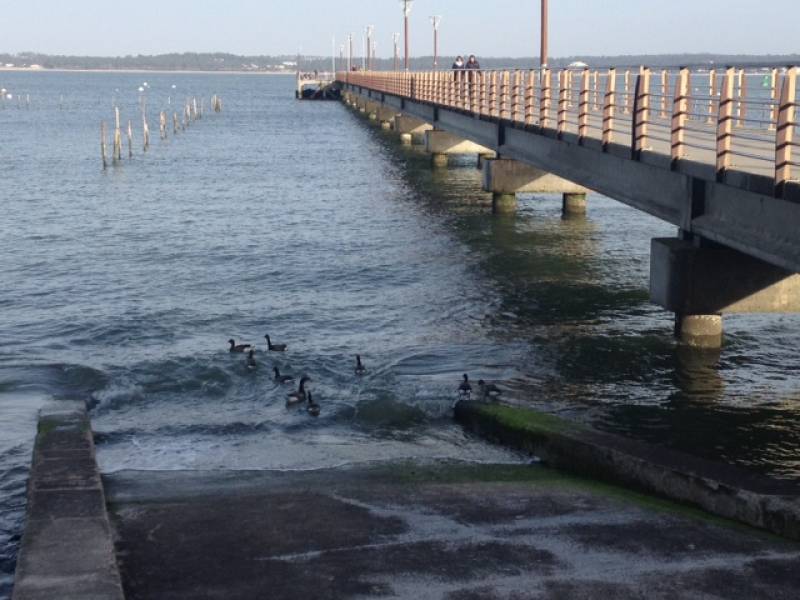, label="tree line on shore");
[2,51,798,72]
